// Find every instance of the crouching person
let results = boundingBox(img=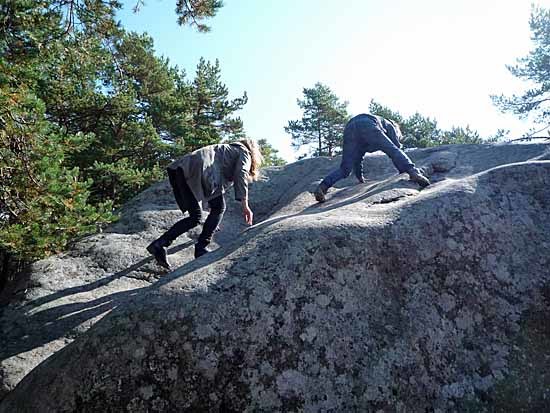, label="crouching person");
[314,113,430,202]
[147,139,263,268]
